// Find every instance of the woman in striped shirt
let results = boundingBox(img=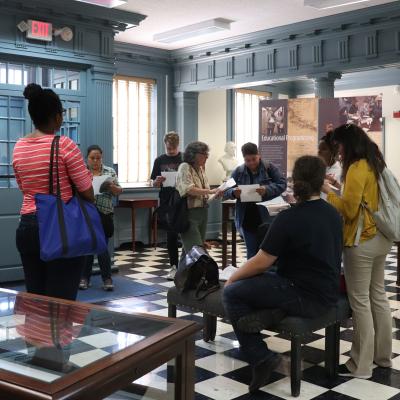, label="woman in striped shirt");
[12,83,94,301]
